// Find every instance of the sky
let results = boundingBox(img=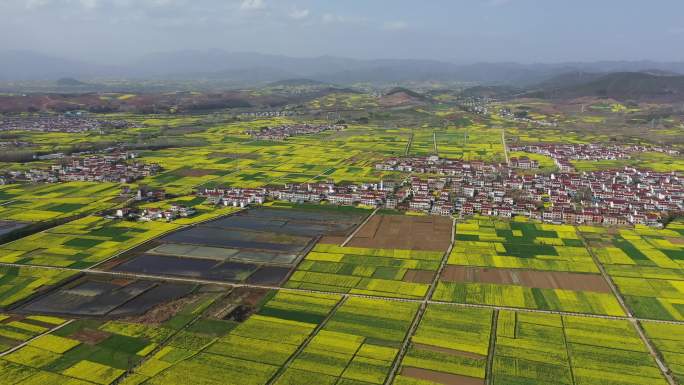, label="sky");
[1,0,683,64]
